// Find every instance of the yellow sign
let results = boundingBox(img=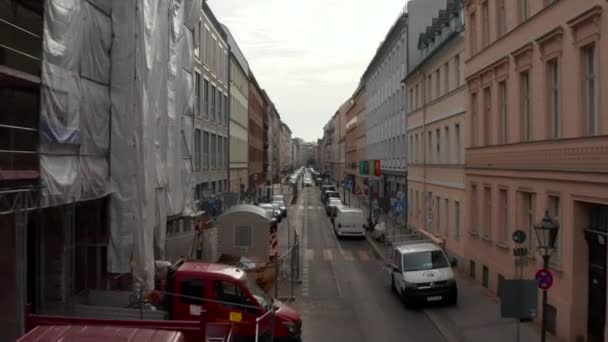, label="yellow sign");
[229,311,243,322]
